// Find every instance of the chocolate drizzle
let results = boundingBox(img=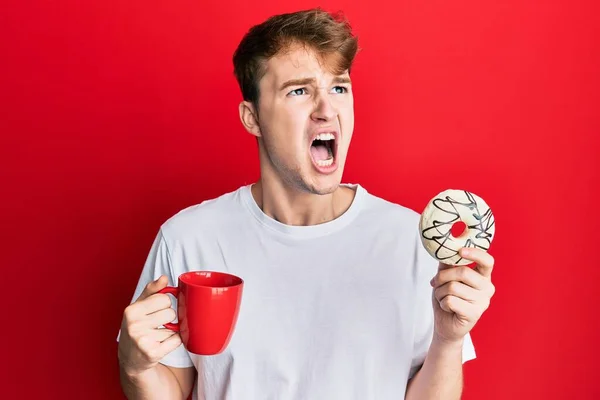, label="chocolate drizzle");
[421,190,495,264]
